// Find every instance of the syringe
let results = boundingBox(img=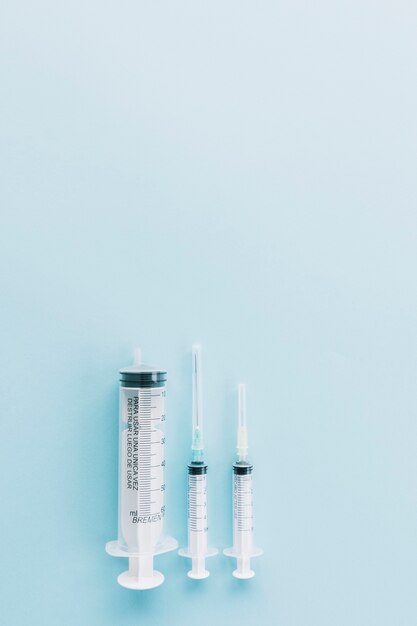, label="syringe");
[224,384,263,578]
[106,348,178,589]
[178,344,218,578]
